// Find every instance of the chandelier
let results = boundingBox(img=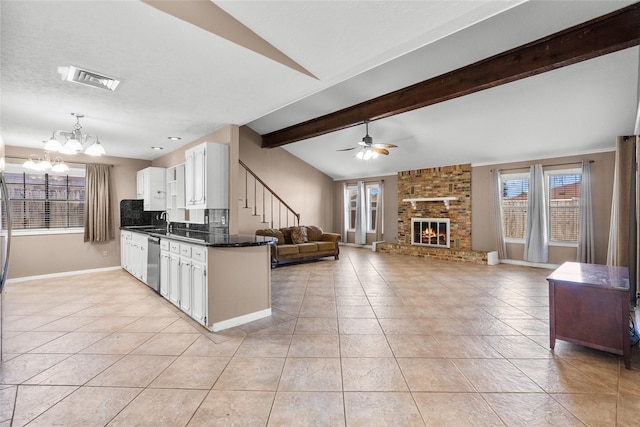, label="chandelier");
[23,151,69,173]
[44,113,105,156]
